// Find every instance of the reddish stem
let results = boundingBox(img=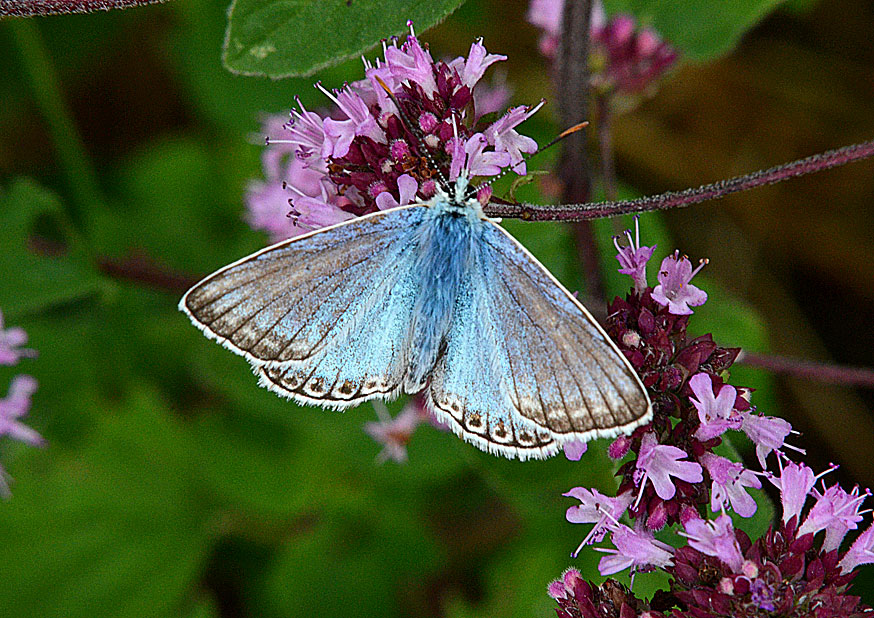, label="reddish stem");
[739,352,874,389]
[97,253,198,295]
[1,0,166,16]
[484,139,874,221]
